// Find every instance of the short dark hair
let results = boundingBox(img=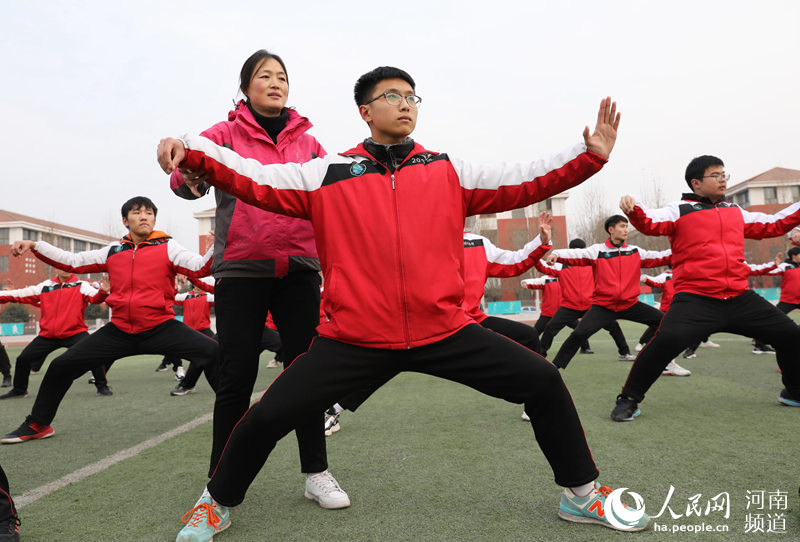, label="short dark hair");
[354,66,416,106]
[568,238,586,249]
[604,215,628,234]
[685,155,724,189]
[788,247,800,259]
[240,50,288,95]
[121,196,158,219]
